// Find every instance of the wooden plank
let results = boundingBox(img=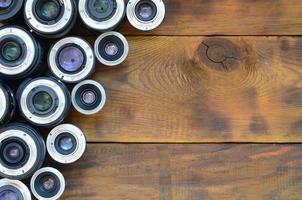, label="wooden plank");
[59,144,302,200]
[73,0,302,36]
[68,36,302,143]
